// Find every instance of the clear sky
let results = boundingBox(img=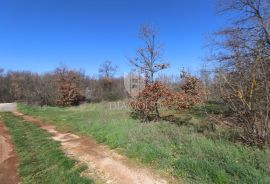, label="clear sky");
[0,0,228,76]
